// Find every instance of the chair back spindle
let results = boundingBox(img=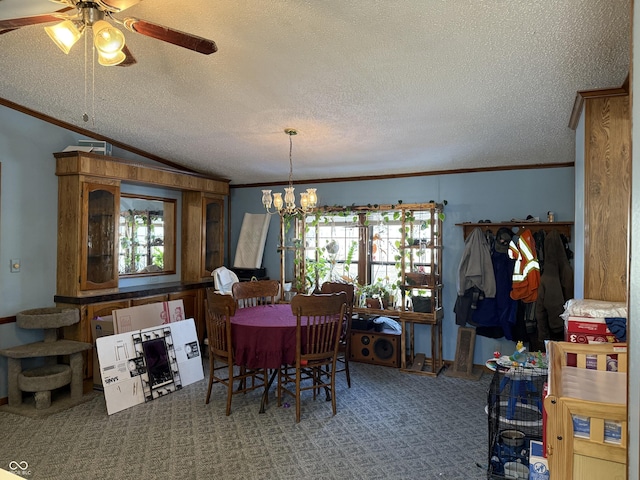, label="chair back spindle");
[232,279,280,308]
